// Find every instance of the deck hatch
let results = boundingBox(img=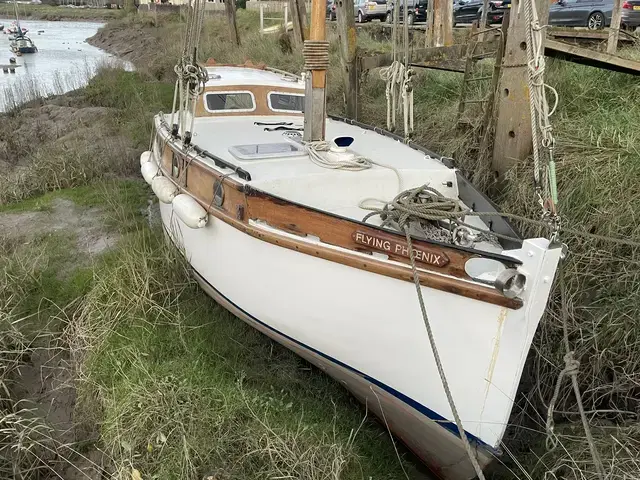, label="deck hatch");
[229,142,306,161]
